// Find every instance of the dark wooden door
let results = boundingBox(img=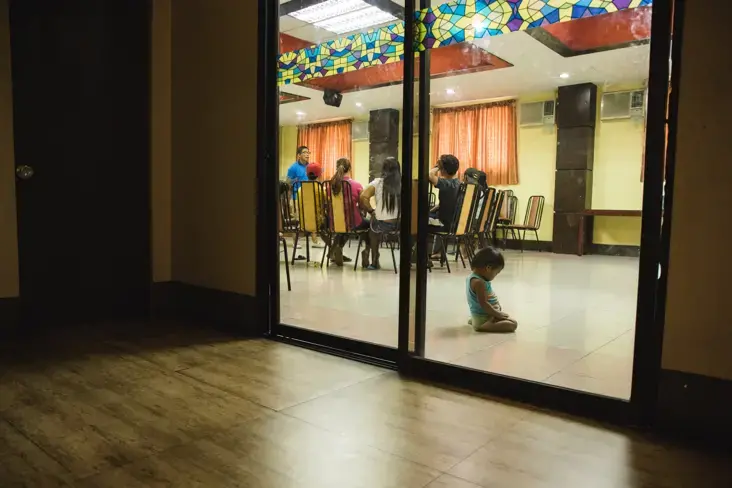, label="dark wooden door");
[9,0,151,326]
